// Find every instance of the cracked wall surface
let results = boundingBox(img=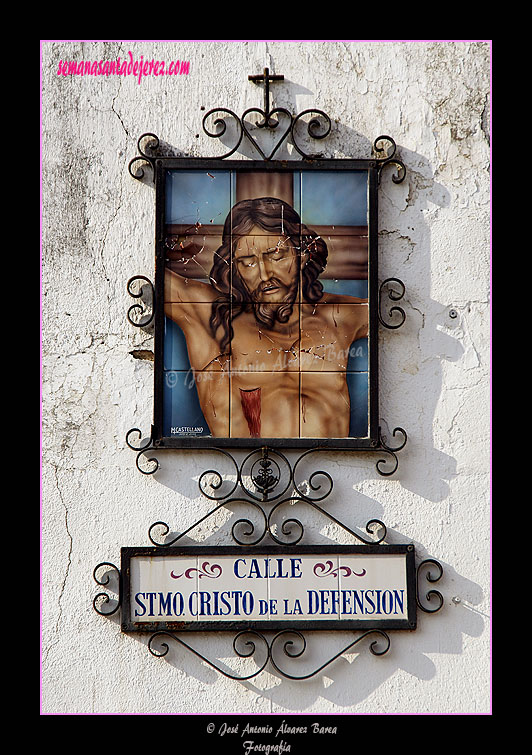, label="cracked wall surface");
[41,40,491,714]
